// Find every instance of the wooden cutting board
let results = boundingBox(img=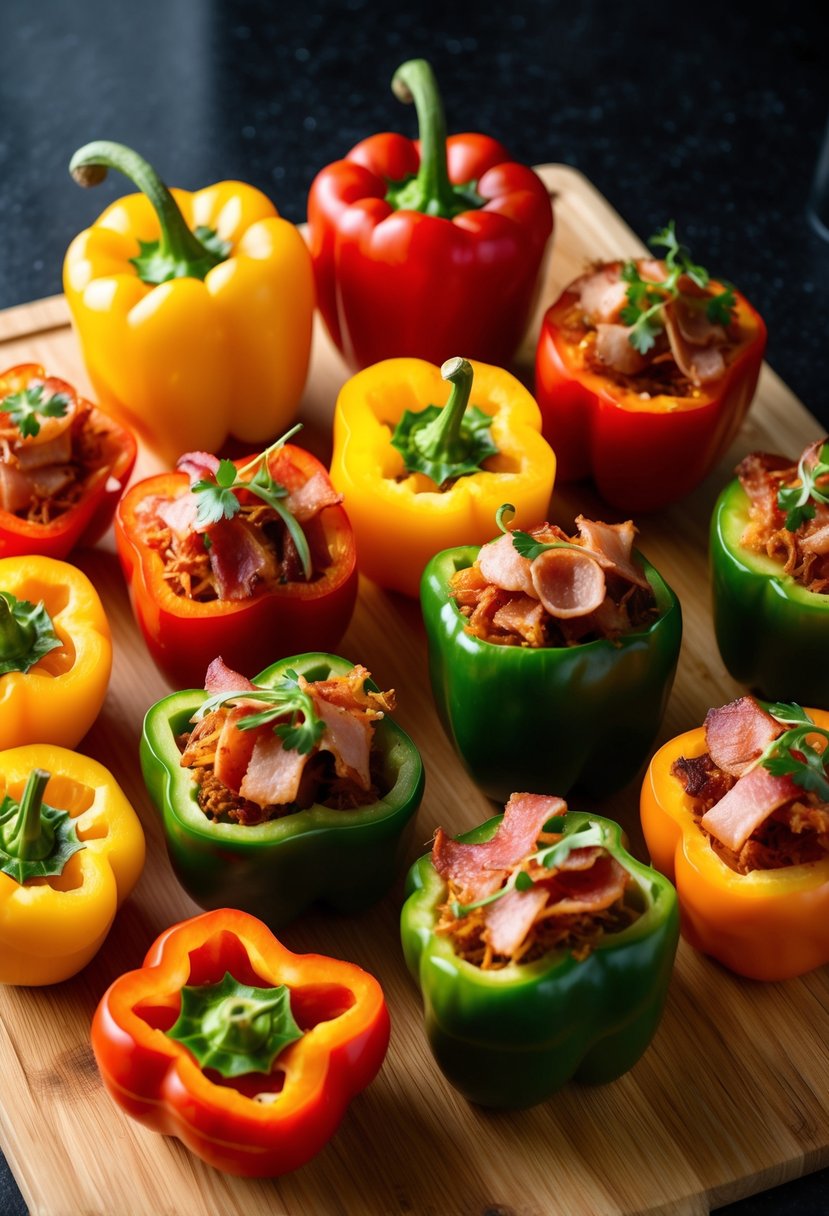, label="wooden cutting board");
[0,165,826,1216]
